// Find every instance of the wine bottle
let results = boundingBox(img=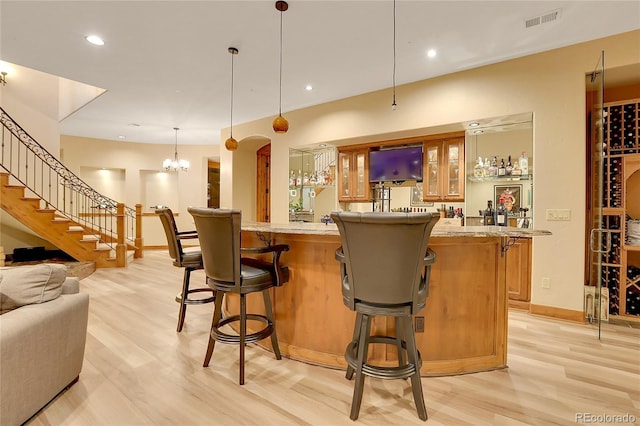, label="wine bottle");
[483,200,495,226]
[496,201,507,226]
[506,155,513,175]
[498,159,506,176]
